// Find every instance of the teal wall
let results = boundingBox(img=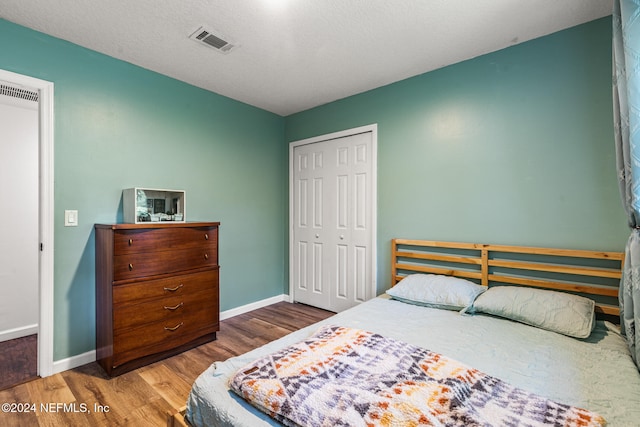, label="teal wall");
[0,15,629,363]
[0,19,286,360]
[285,17,629,294]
